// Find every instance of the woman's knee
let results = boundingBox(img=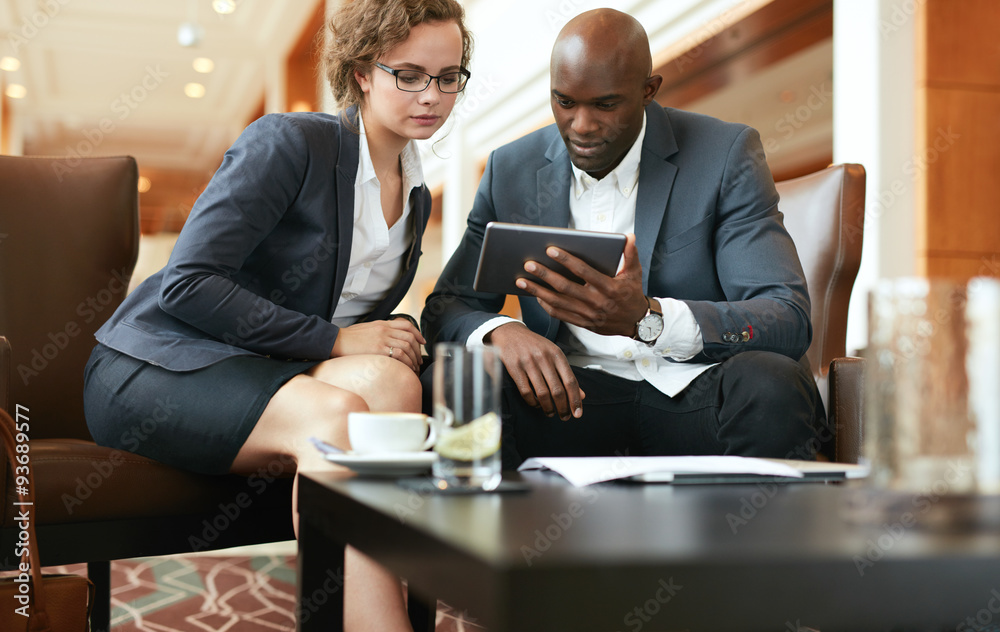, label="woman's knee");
[372,357,422,411]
